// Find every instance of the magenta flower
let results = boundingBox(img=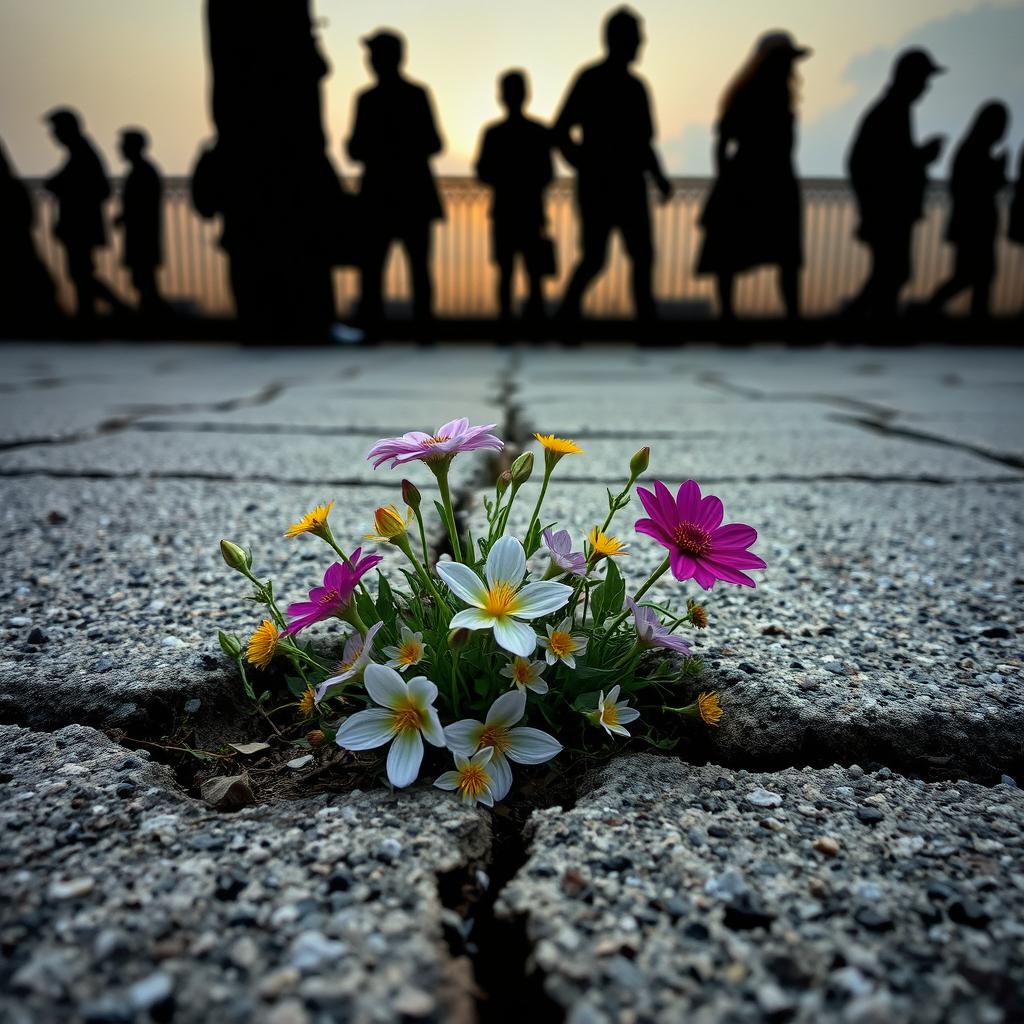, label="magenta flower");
[281,550,382,636]
[627,598,692,655]
[634,480,765,589]
[367,418,503,469]
[542,528,587,577]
